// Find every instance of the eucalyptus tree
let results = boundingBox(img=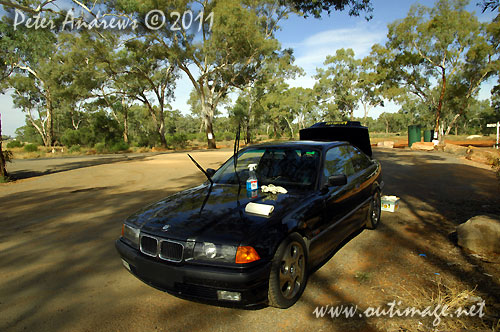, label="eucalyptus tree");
[5,20,59,146]
[315,48,382,120]
[382,0,494,141]
[231,48,302,143]
[115,0,290,148]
